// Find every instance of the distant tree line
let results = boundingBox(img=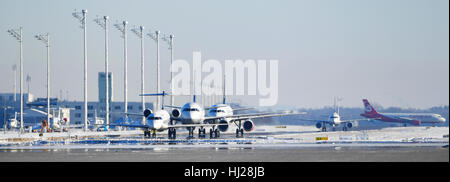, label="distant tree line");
[260,105,449,127]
